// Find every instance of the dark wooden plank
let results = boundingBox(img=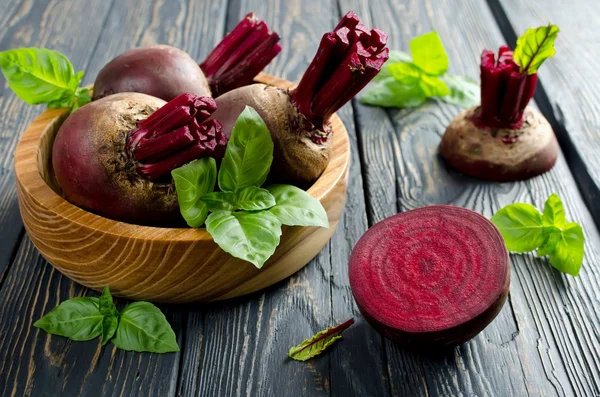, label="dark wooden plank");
[0,0,113,285]
[0,1,228,396]
[340,0,600,396]
[489,0,600,226]
[180,1,391,396]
